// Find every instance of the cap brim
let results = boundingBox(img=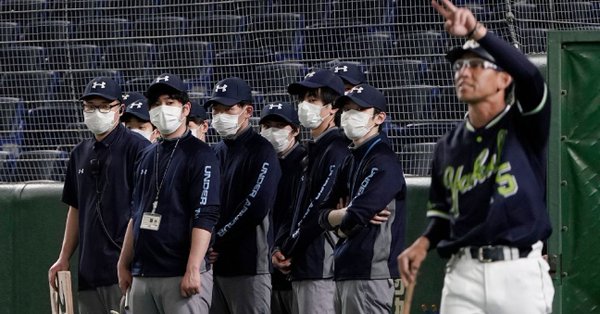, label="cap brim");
[338,75,361,85]
[335,94,372,109]
[120,111,150,122]
[259,113,295,125]
[79,92,119,101]
[145,83,183,99]
[203,96,241,109]
[287,81,324,95]
[446,46,496,64]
